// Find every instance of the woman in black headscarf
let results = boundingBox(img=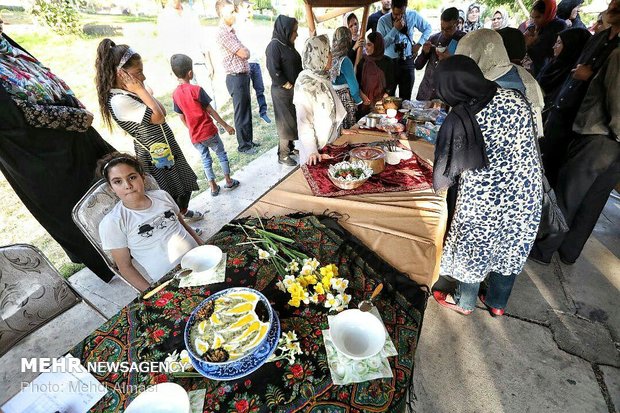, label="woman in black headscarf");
[557,0,586,29]
[266,15,303,166]
[0,29,116,281]
[497,27,527,65]
[432,55,542,317]
[536,27,591,111]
